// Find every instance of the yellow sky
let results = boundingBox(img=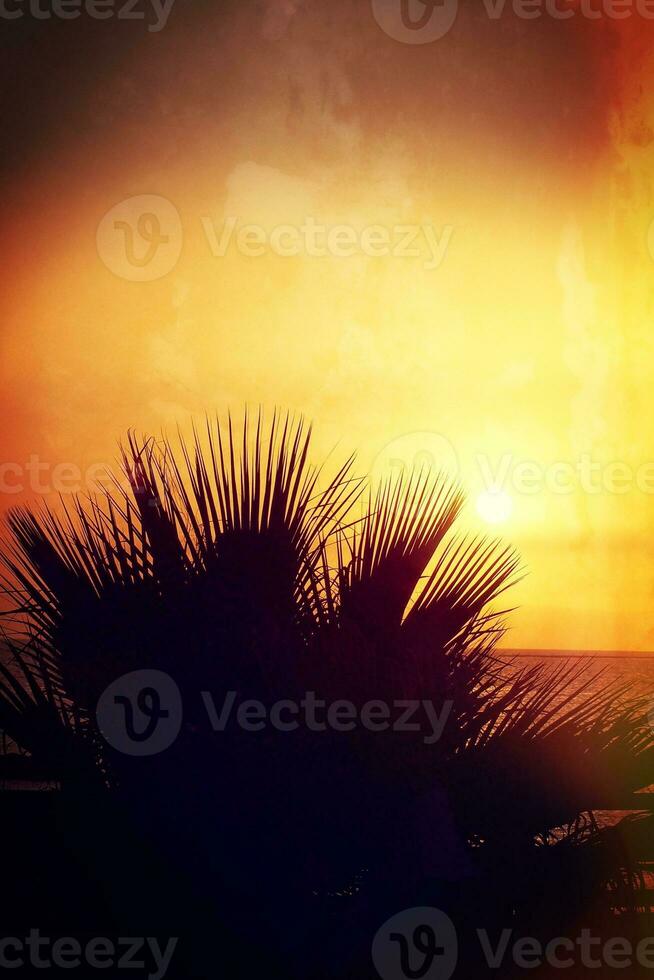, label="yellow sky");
[2,5,654,650]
